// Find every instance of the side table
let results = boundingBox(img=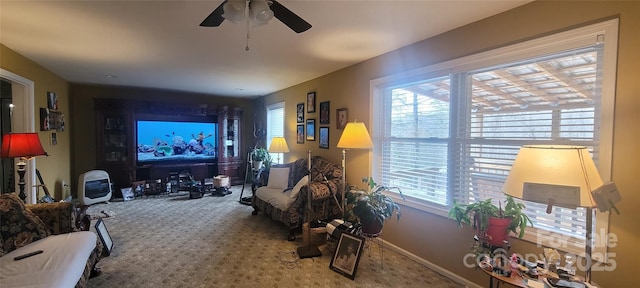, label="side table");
[480,264,596,288]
